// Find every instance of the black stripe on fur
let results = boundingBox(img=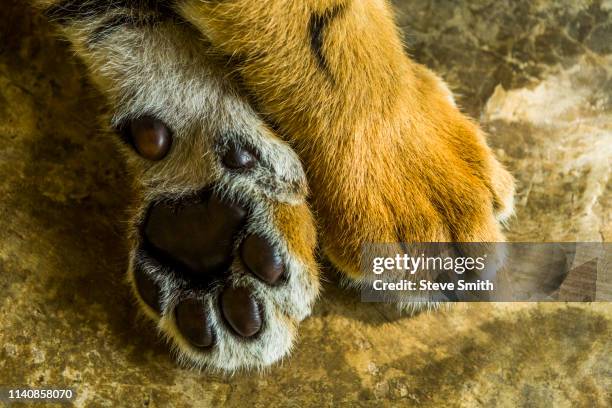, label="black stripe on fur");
[308,5,345,82]
[44,0,177,25]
